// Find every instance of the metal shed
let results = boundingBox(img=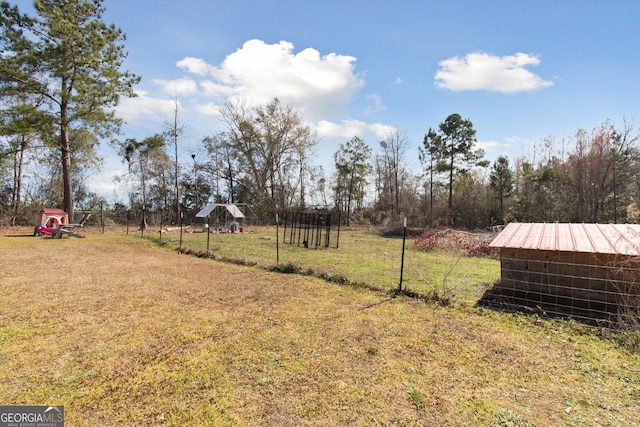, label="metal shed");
[487,223,640,325]
[196,203,245,232]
